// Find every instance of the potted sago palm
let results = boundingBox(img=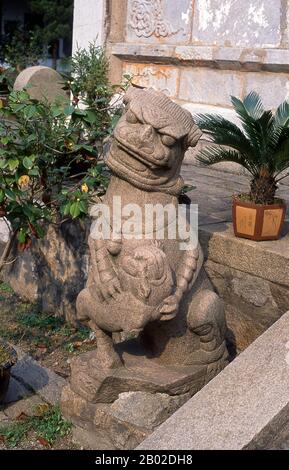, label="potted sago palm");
[196,92,288,241]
